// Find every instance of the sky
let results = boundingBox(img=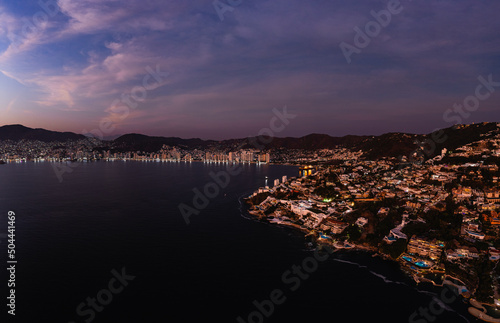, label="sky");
[0,0,499,140]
